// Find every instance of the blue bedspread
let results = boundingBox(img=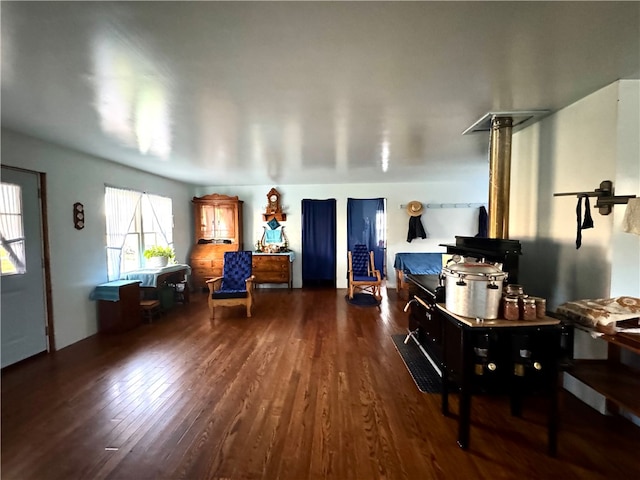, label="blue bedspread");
[393,253,443,275]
